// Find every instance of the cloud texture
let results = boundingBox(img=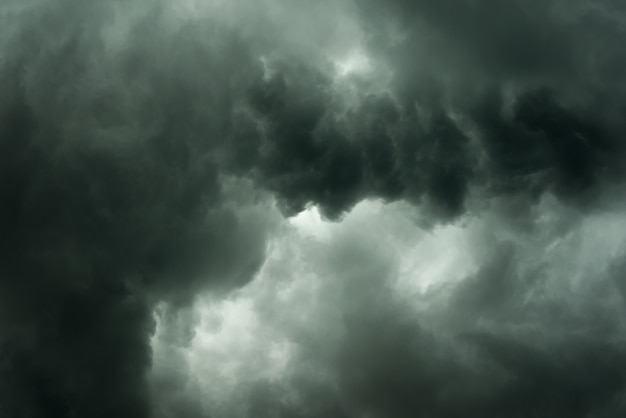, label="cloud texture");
[1,0,625,417]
